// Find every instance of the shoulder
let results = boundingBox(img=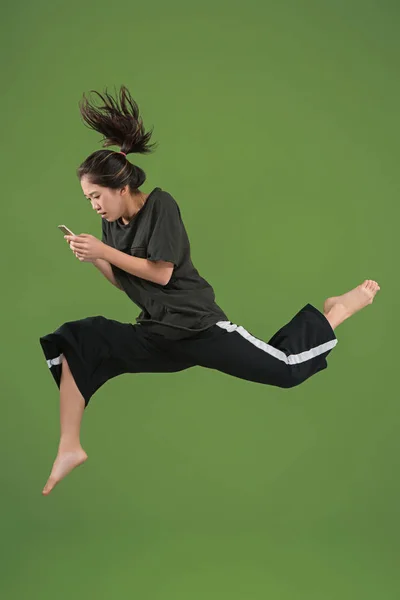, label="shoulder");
[152,188,181,215]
